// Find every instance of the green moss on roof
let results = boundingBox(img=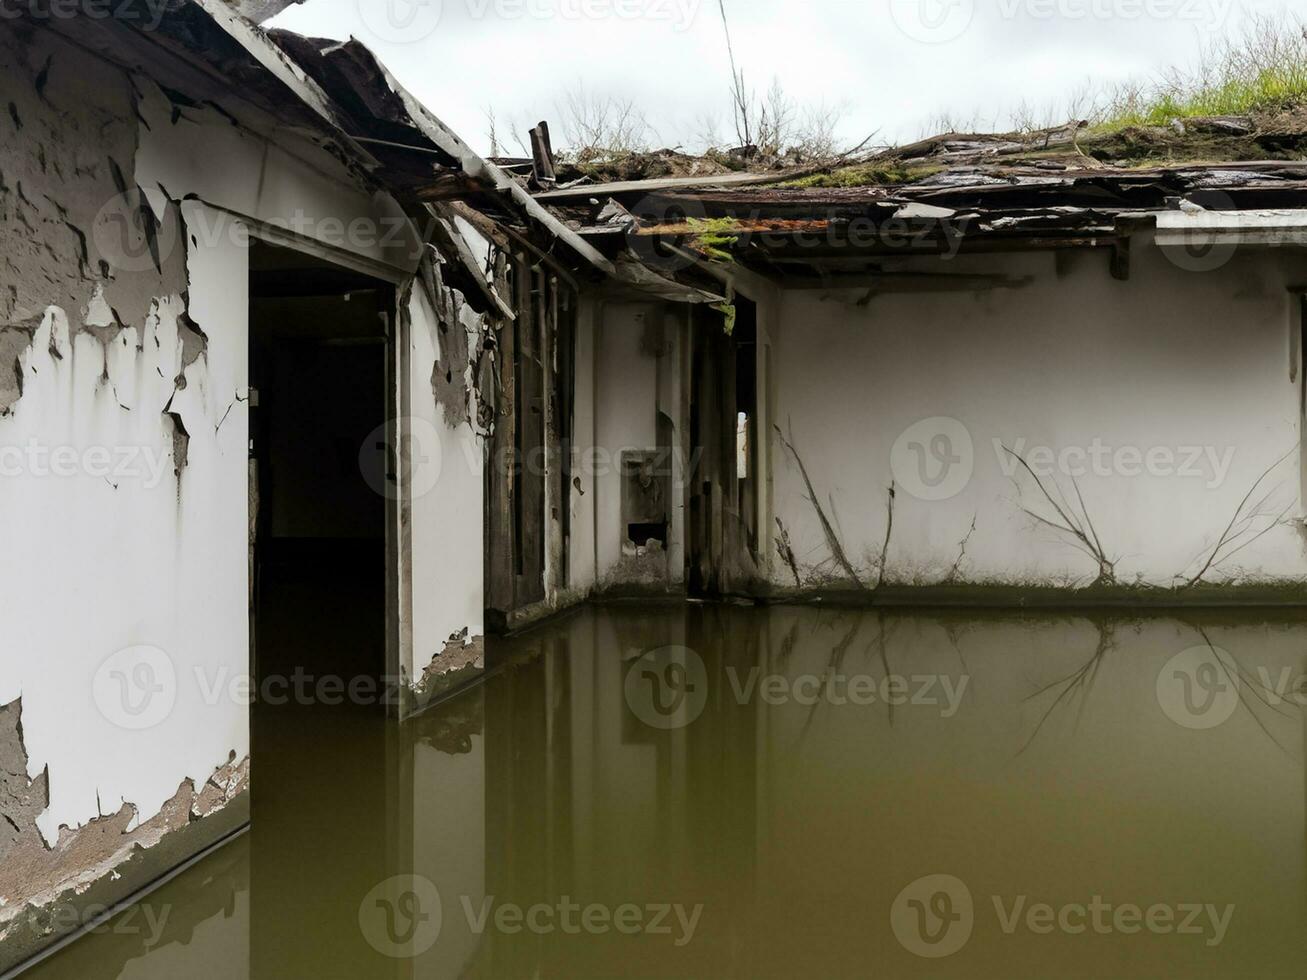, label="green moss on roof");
[782,163,945,189]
